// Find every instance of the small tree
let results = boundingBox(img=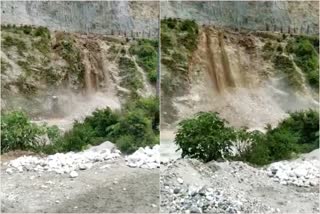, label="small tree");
[175,112,236,162]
